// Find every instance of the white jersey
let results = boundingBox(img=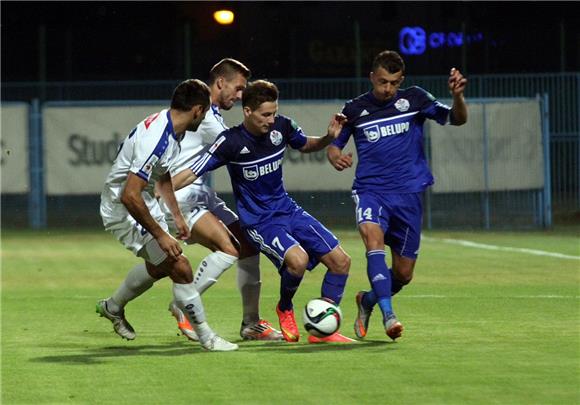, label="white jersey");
[102,109,182,203]
[170,104,227,185]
